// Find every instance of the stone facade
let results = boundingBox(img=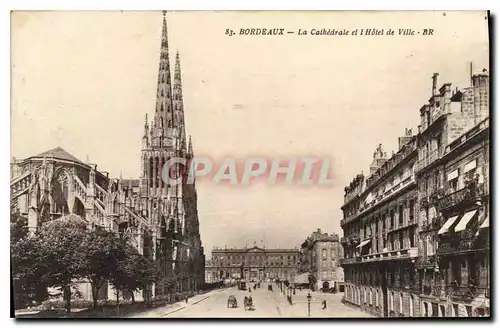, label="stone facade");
[10,12,205,301]
[340,68,490,317]
[299,229,344,291]
[205,246,299,283]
